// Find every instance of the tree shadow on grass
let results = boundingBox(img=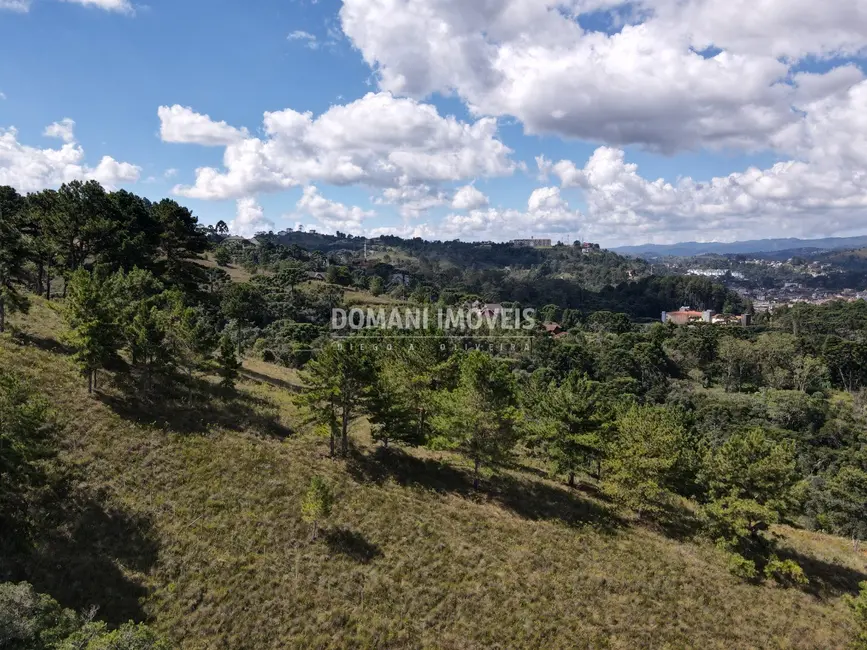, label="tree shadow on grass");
[97,370,293,439]
[487,472,623,534]
[0,478,158,625]
[238,367,303,393]
[776,545,867,599]
[324,528,384,564]
[346,446,623,534]
[644,500,704,543]
[10,330,75,356]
